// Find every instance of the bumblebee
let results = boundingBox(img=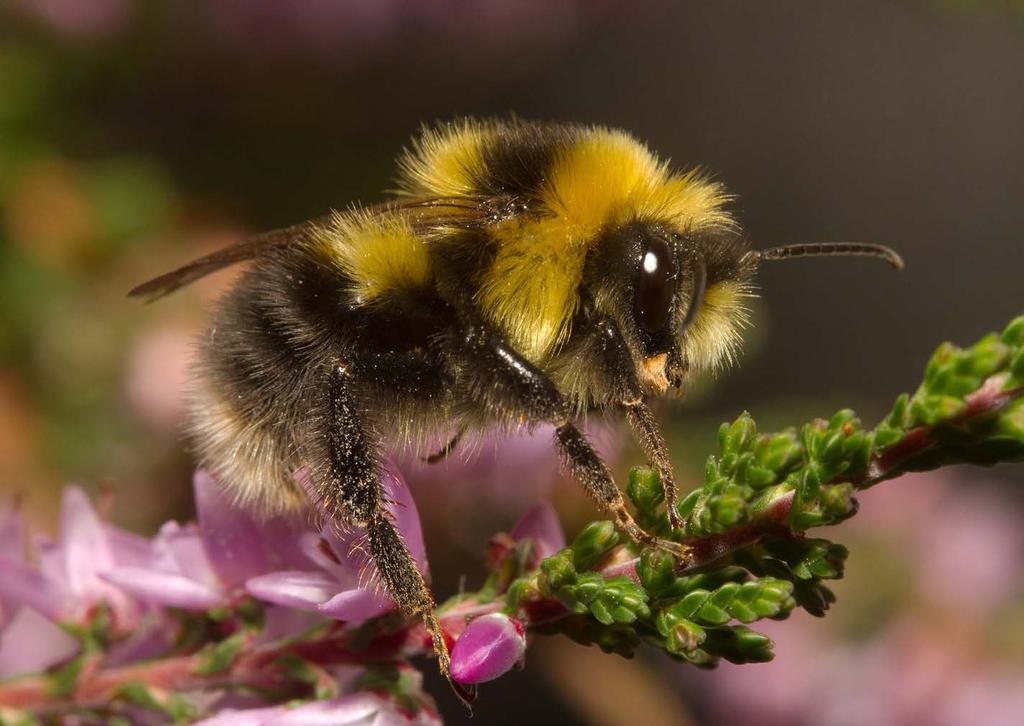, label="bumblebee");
[131,118,901,685]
